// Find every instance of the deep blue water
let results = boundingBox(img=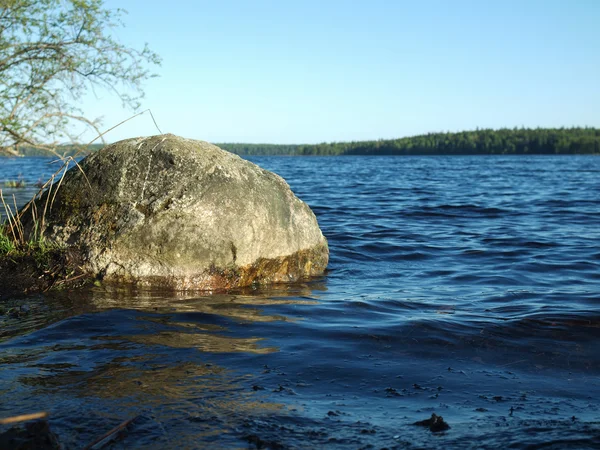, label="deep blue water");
[1,155,599,449]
